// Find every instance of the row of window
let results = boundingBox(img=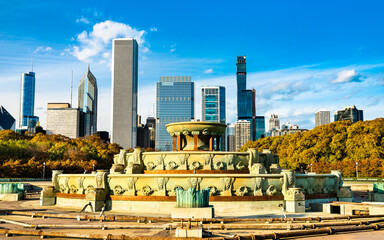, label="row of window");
[158,116,191,122]
[157,97,191,101]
